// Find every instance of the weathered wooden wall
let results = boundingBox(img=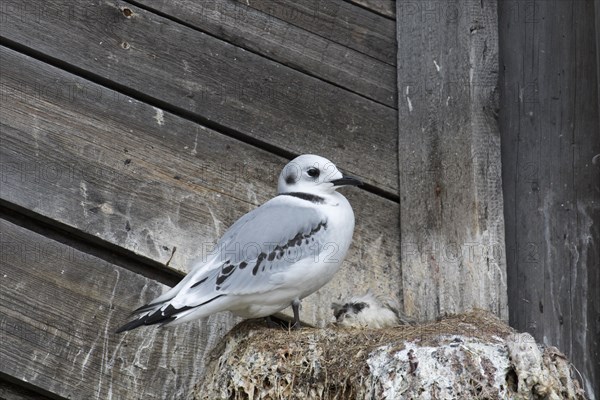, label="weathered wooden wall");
[2,0,596,398]
[0,1,399,398]
[396,0,508,321]
[499,0,600,398]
